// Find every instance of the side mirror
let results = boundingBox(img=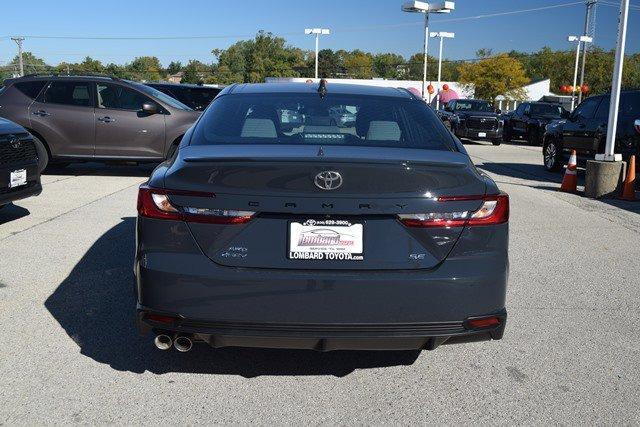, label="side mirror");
[495,108,502,114]
[562,110,571,119]
[142,102,159,115]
